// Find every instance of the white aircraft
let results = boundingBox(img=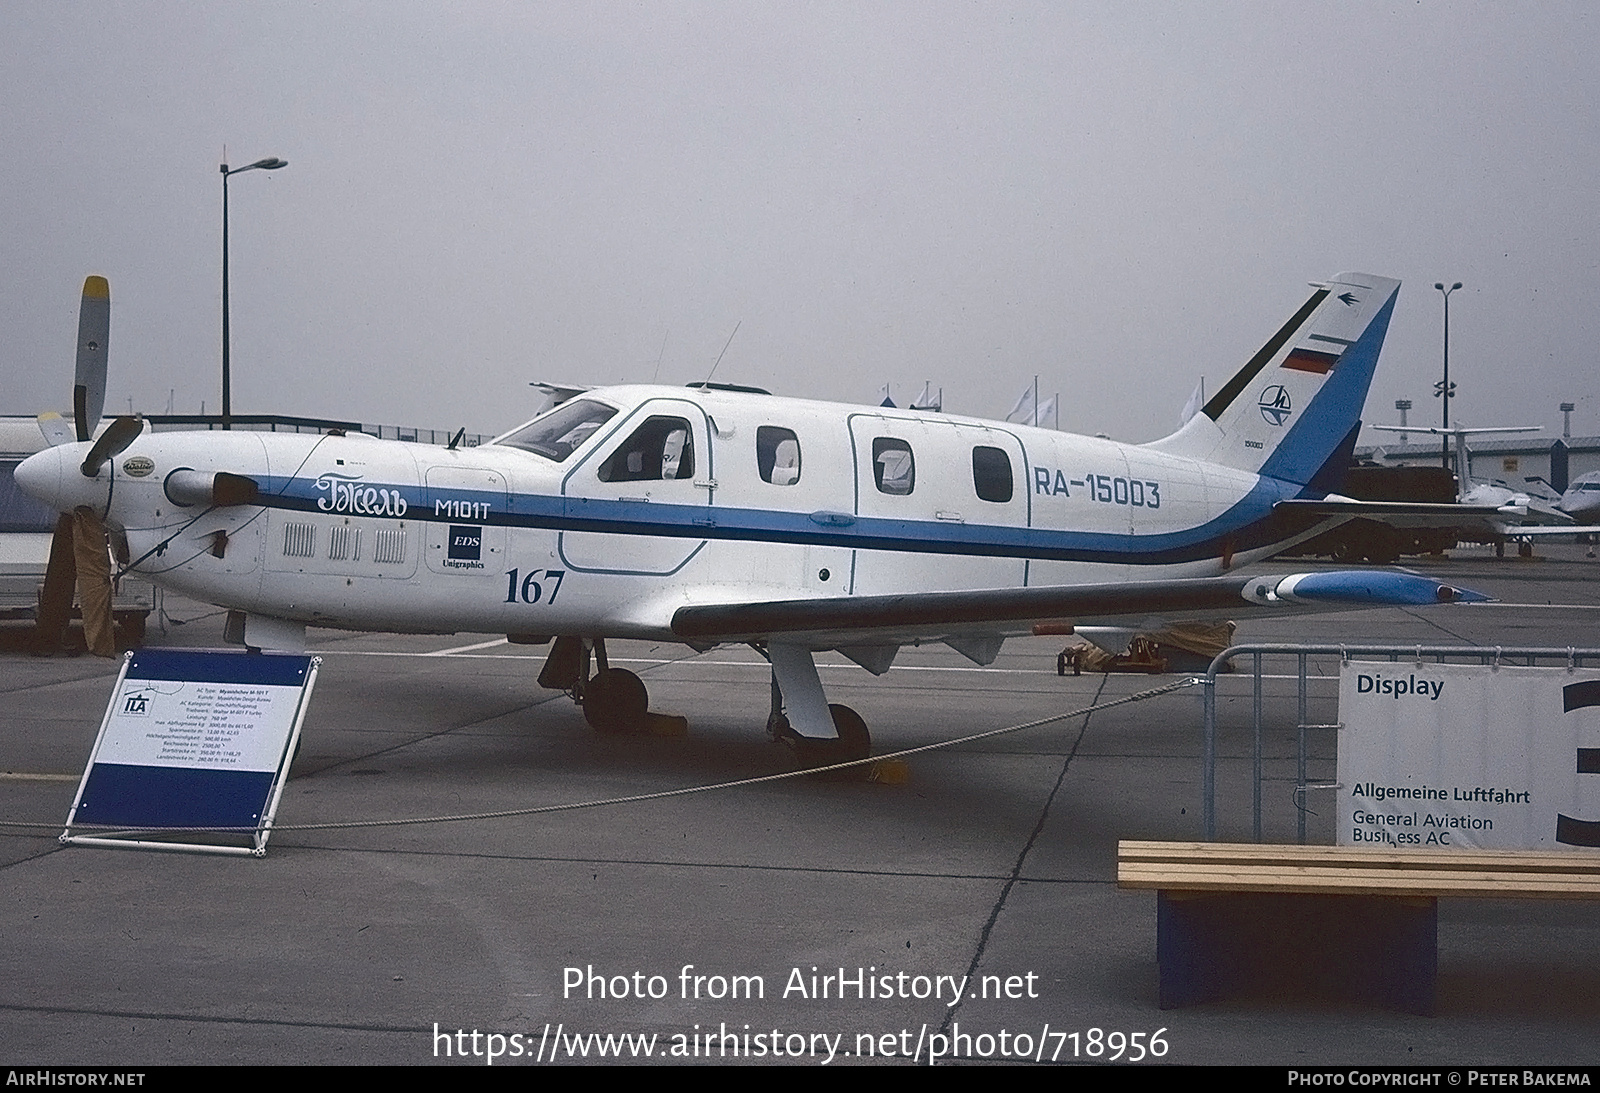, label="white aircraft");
[17,271,1488,763]
[1556,471,1600,524]
[1368,424,1564,521]
[1367,424,1600,549]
